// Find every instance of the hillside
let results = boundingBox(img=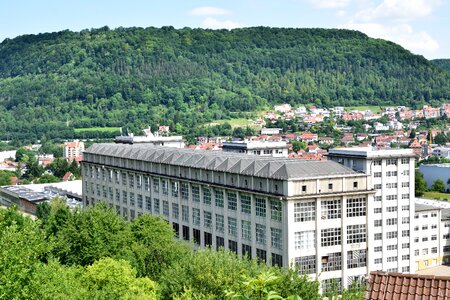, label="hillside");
[432,59,450,72]
[0,26,449,141]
